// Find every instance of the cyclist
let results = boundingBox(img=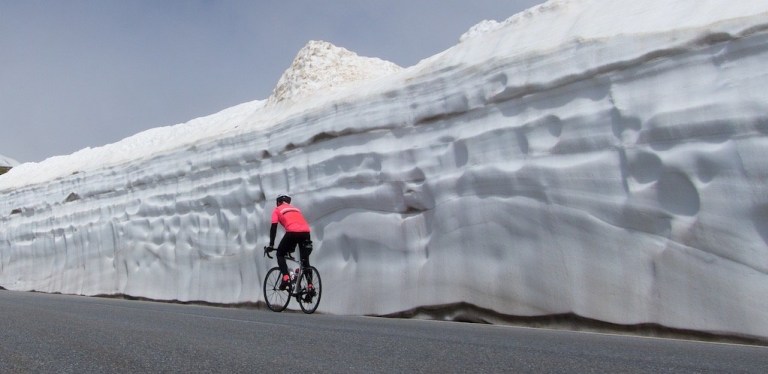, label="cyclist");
[268,194,313,291]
